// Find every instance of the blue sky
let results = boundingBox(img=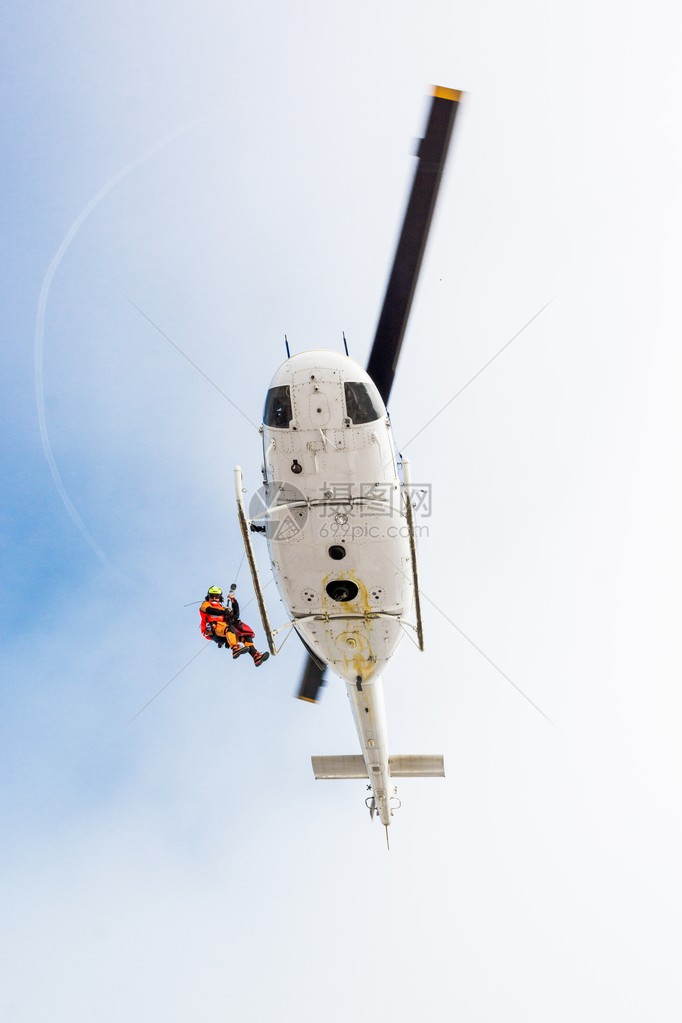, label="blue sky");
[2,1,682,1020]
